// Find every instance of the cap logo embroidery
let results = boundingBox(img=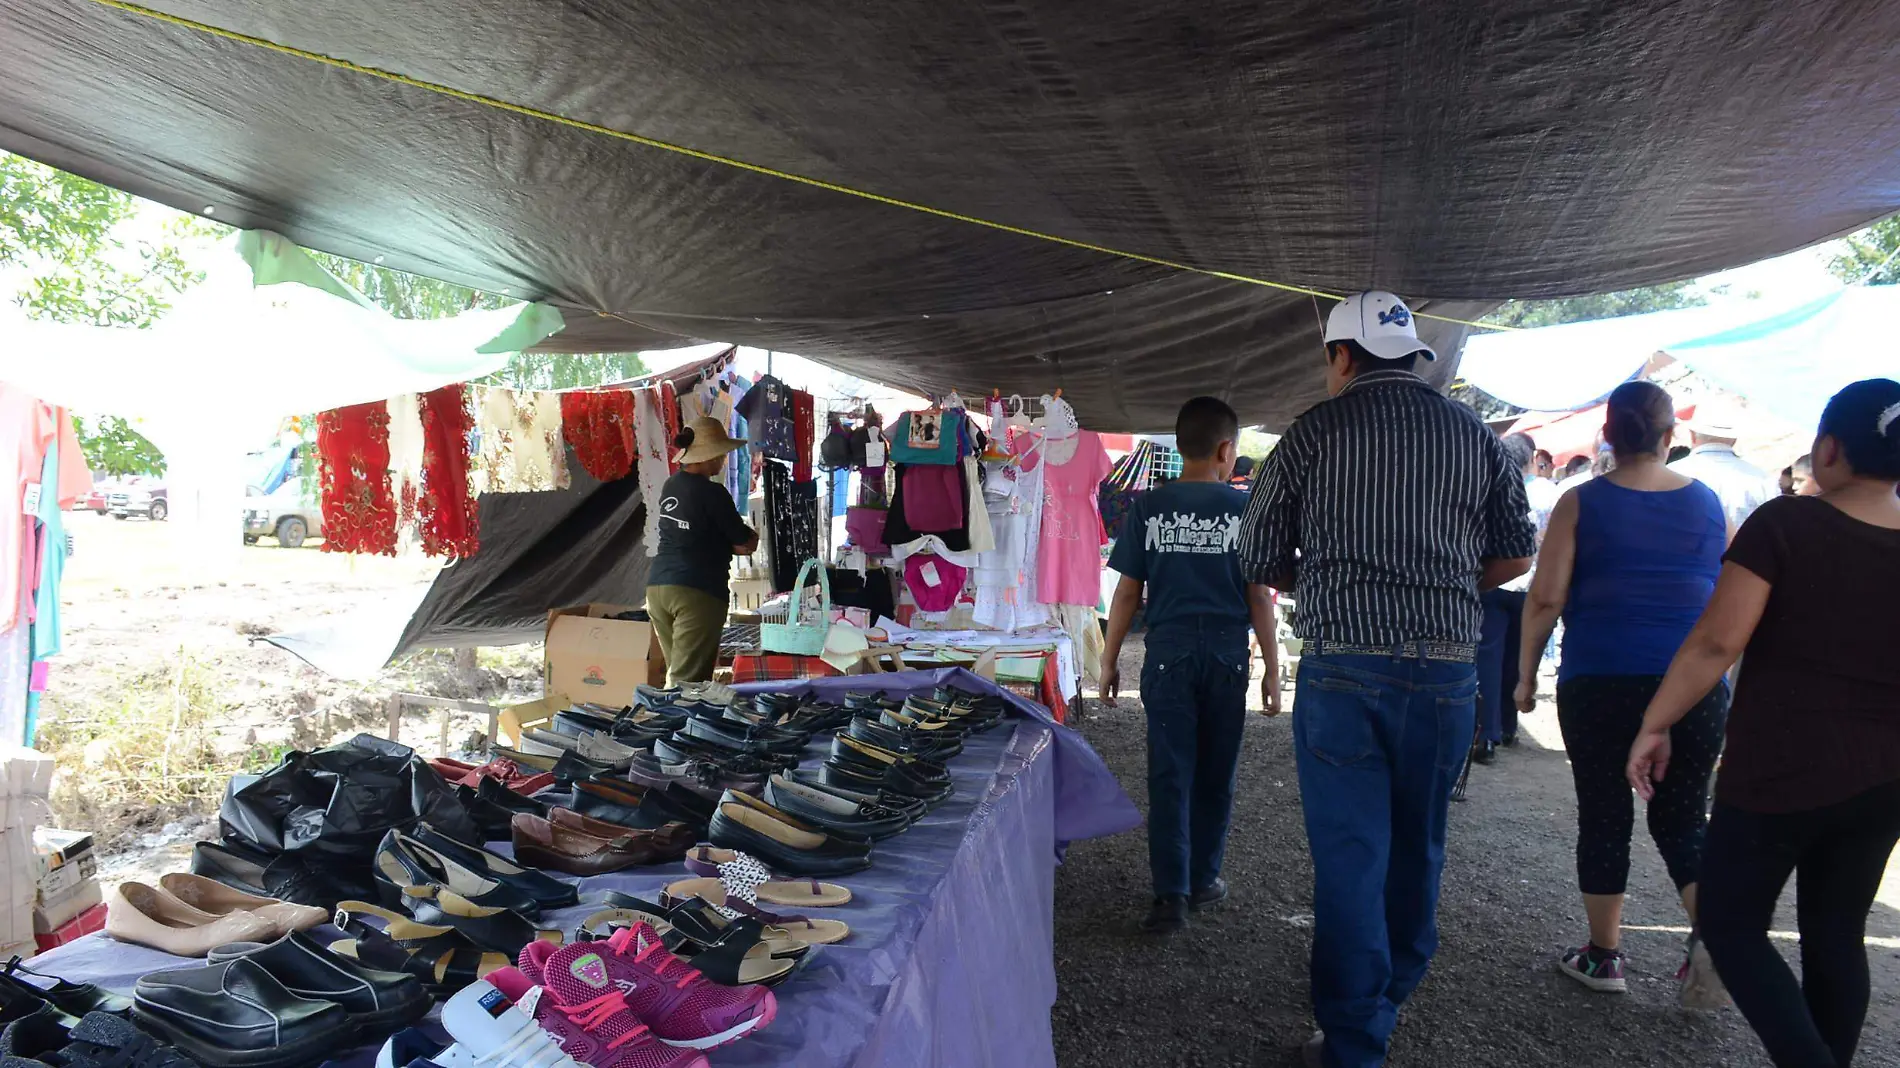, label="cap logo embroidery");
[1377,304,1411,327]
